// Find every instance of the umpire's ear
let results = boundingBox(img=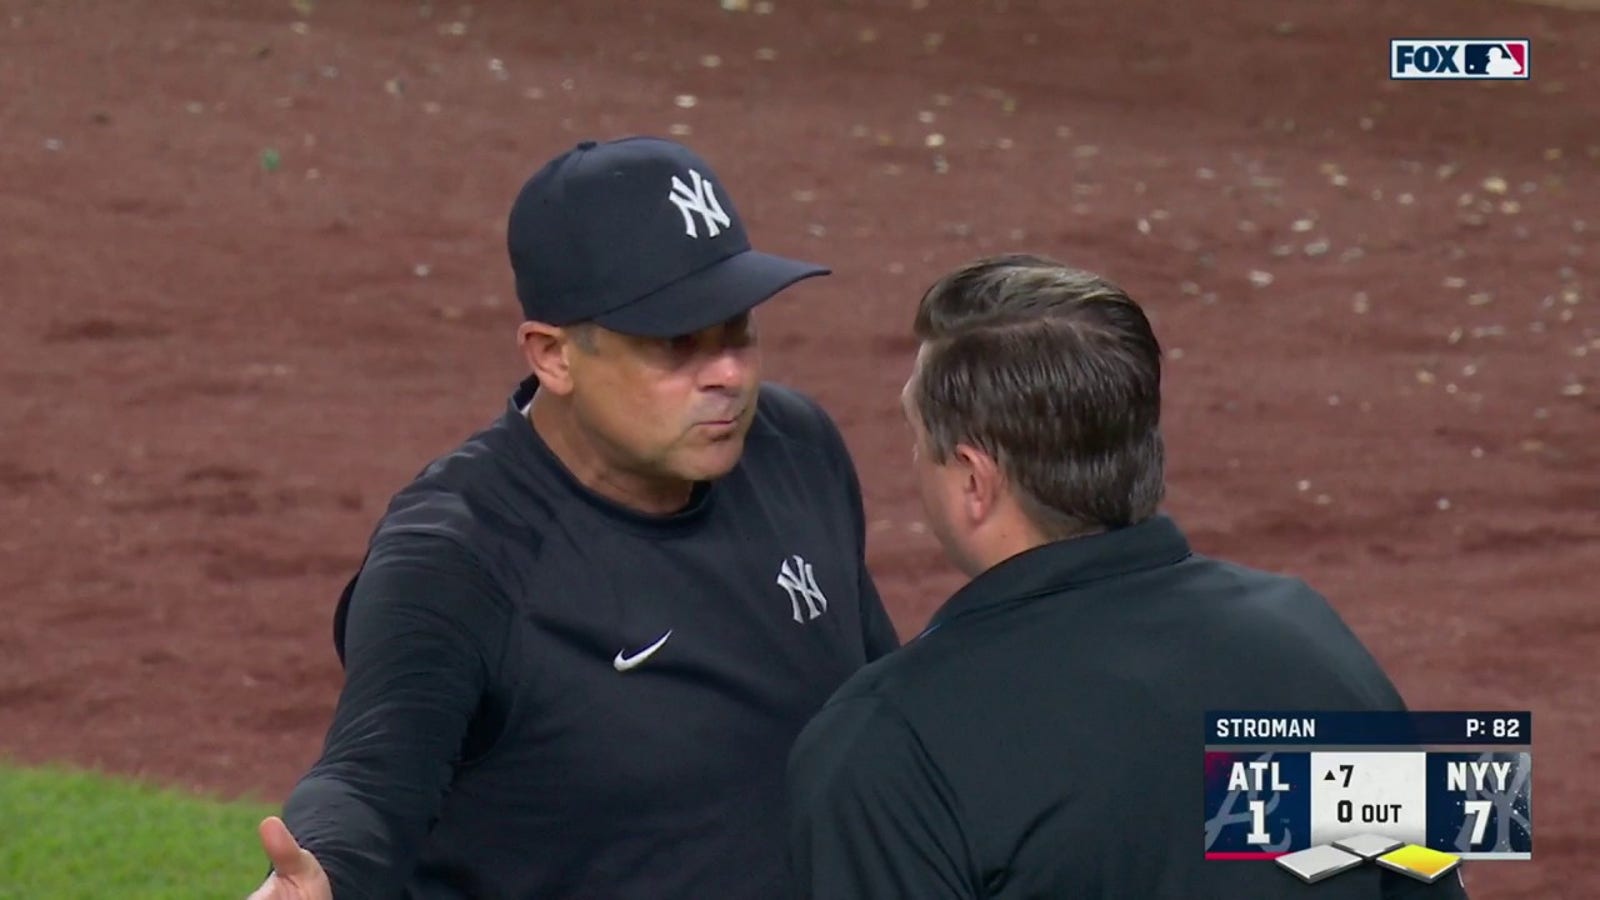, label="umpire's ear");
[950,442,1004,527]
[517,320,580,395]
